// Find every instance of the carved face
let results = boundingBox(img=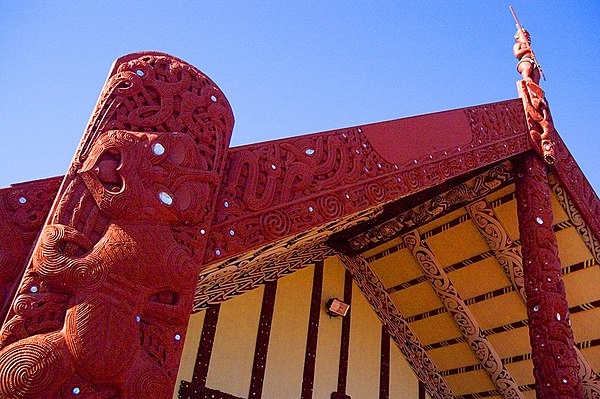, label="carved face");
[80,130,216,226]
